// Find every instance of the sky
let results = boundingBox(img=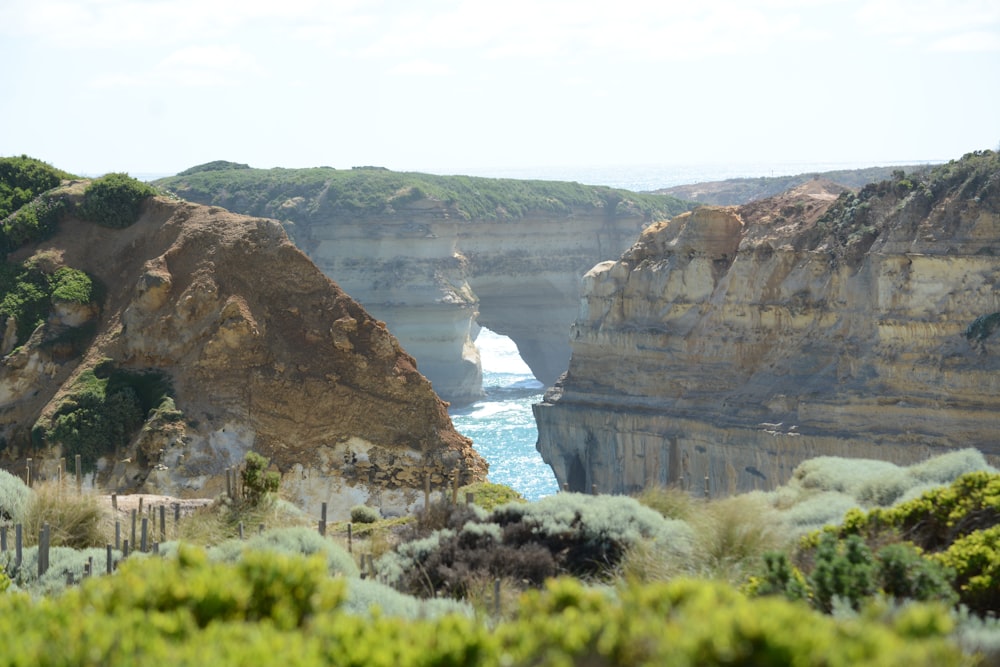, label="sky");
[1,0,999,181]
